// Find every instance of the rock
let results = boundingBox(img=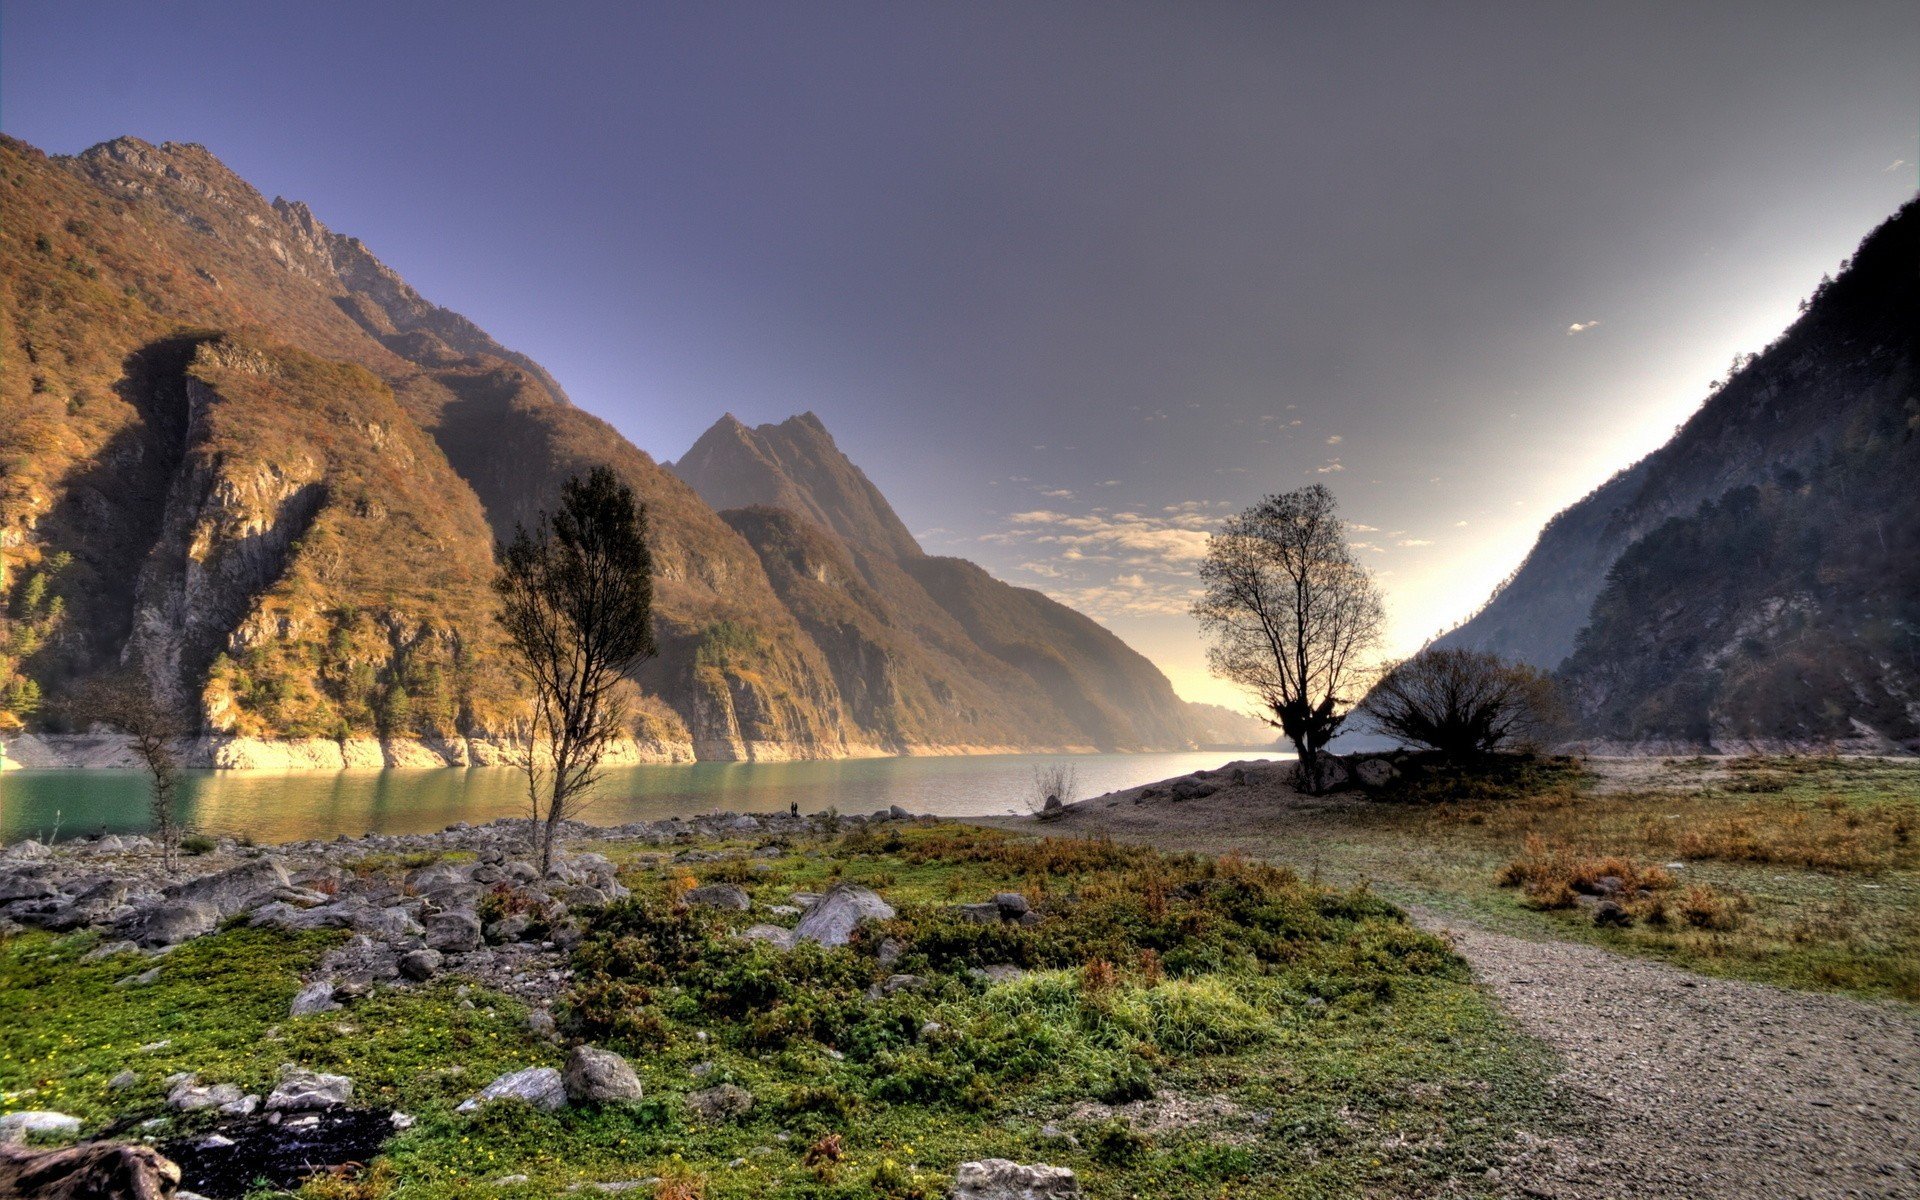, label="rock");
[992,892,1030,917]
[888,804,913,820]
[1169,779,1219,801]
[685,1083,753,1122]
[399,948,443,981]
[968,964,1027,985]
[740,923,797,949]
[487,913,535,943]
[0,839,52,863]
[108,1070,139,1090]
[168,1078,245,1111]
[266,1065,354,1111]
[1353,758,1398,788]
[122,901,219,948]
[0,1141,181,1199]
[563,1045,644,1104]
[526,1009,557,1036]
[952,1159,1080,1200]
[0,865,61,902]
[1592,900,1632,928]
[289,979,340,1017]
[0,1111,81,1143]
[424,910,483,953]
[1042,794,1064,814]
[162,858,291,918]
[956,902,1003,924]
[683,884,751,911]
[790,883,894,947]
[457,1067,568,1113]
[80,940,140,962]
